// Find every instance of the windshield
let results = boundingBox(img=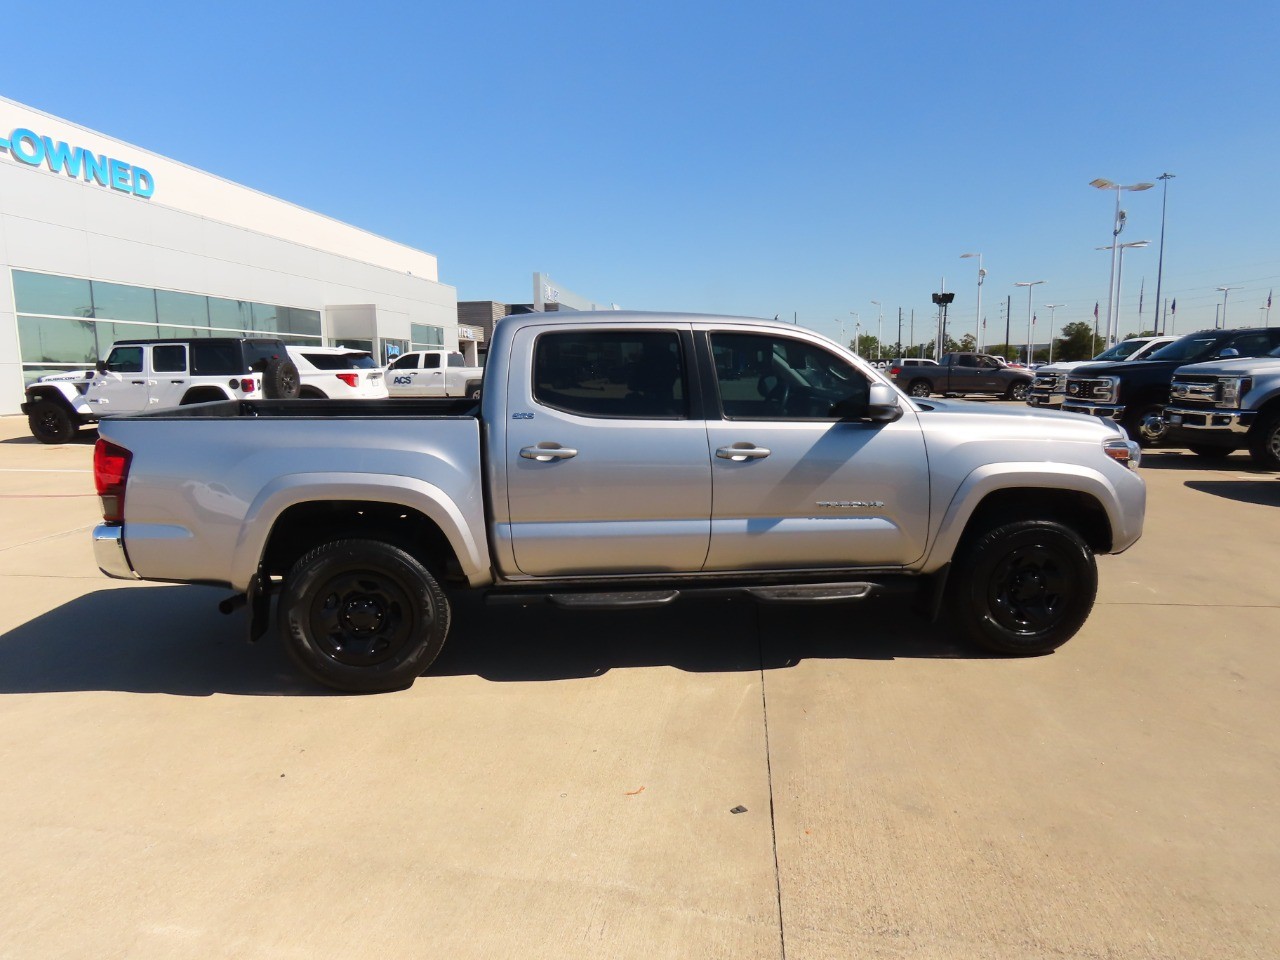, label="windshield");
[1147,335,1222,364]
[1094,339,1150,361]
